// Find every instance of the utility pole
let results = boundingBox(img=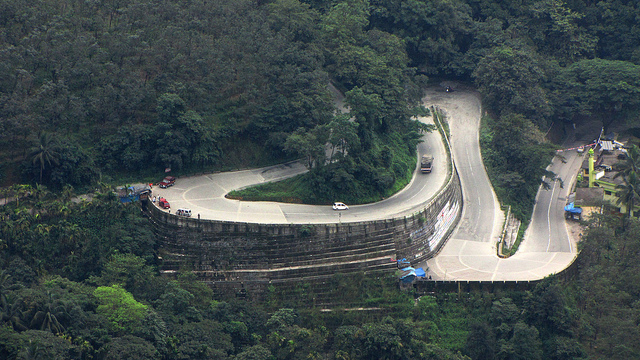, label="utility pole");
[588,147,595,188]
